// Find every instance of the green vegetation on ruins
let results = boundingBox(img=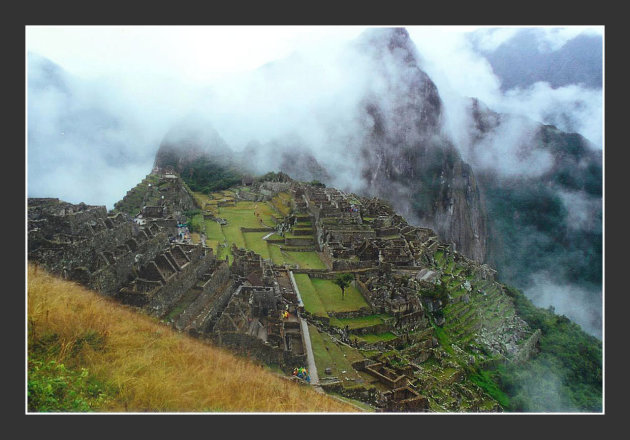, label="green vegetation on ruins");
[33,165,600,413]
[176,171,600,413]
[192,187,327,269]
